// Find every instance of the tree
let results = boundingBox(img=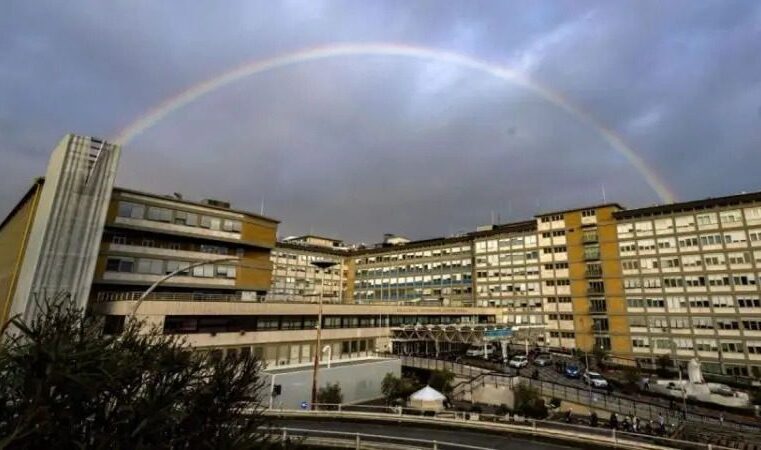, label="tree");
[656,354,673,377]
[317,383,343,406]
[381,373,419,405]
[512,382,548,419]
[0,295,279,450]
[428,370,454,396]
[592,346,609,370]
